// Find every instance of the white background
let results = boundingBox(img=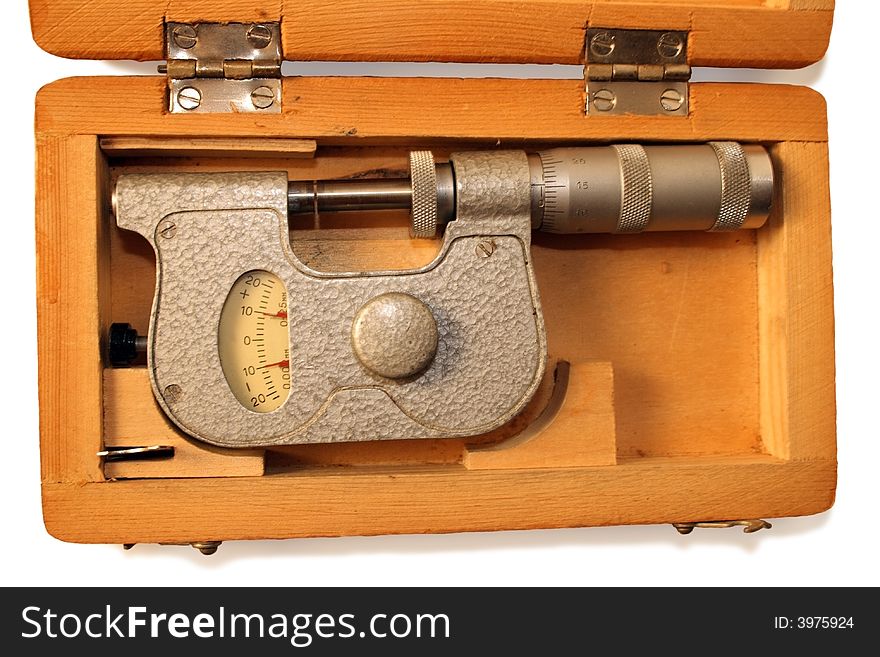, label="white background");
[2,1,877,587]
